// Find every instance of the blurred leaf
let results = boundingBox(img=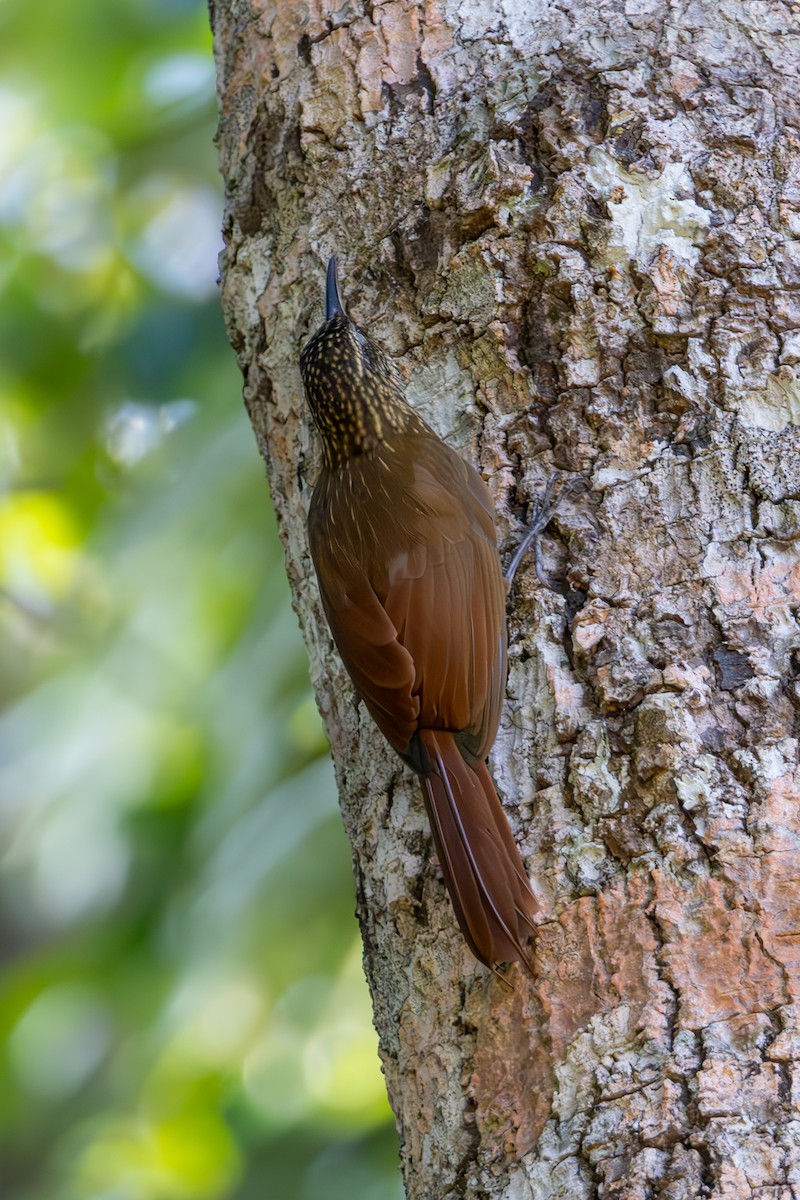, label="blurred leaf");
[0,3,401,1198]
